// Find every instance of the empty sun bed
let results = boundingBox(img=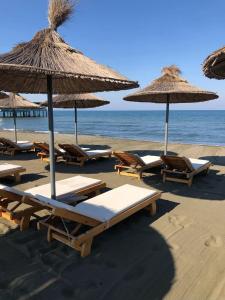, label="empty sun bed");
[114,151,162,179]
[161,155,211,186]
[58,144,112,166]
[38,184,161,257]
[33,142,65,162]
[0,176,106,230]
[0,163,26,182]
[0,138,34,156]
